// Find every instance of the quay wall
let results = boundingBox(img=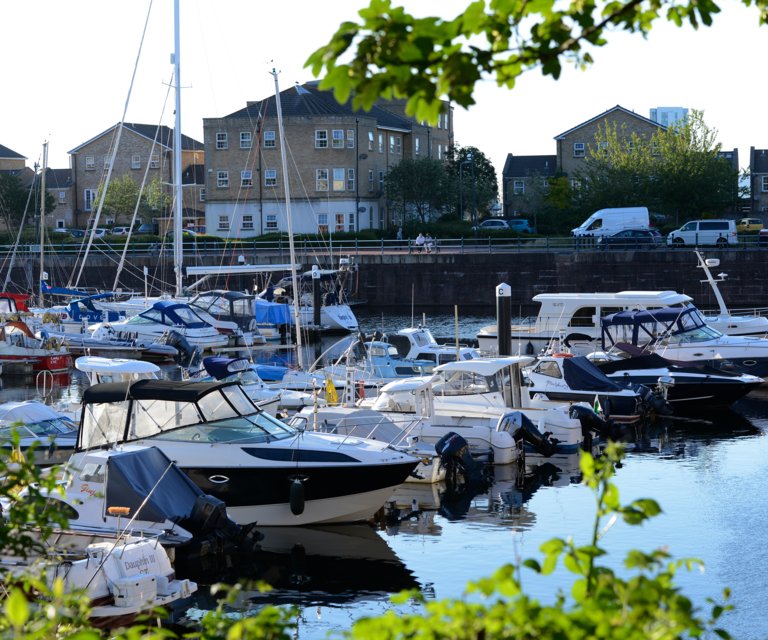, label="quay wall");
[19,249,768,315]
